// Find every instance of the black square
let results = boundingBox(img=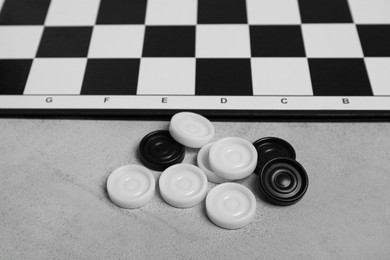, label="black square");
[142,26,195,57]
[358,25,390,57]
[96,0,147,24]
[250,26,306,57]
[0,0,50,25]
[196,59,252,95]
[0,60,32,94]
[198,0,247,24]
[298,0,352,23]
[309,59,372,96]
[36,27,93,58]
[81,59,140,95]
